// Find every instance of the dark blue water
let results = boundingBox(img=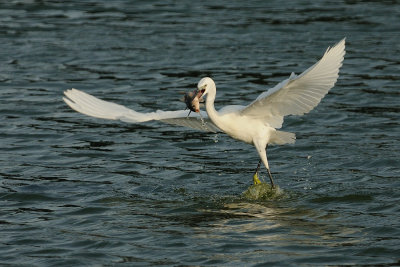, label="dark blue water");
[1,1,399,266]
